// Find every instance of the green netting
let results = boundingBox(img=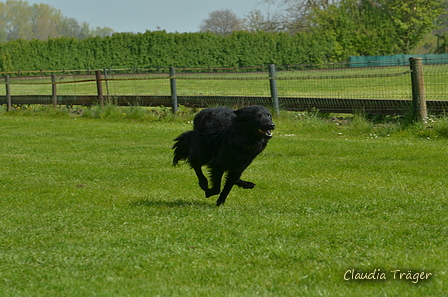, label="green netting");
[350,54,448,67]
